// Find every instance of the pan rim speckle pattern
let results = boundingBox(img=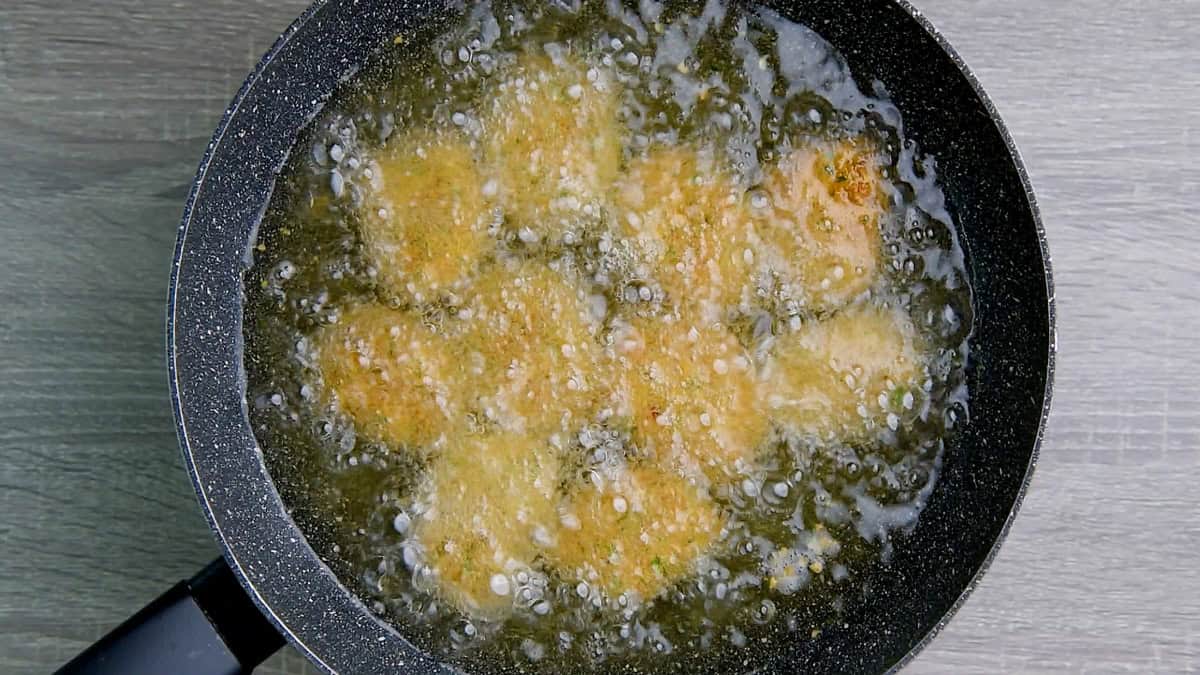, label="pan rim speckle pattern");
[876,2,1055,671]
[169,3,447,673]
[167,1,1055,673]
